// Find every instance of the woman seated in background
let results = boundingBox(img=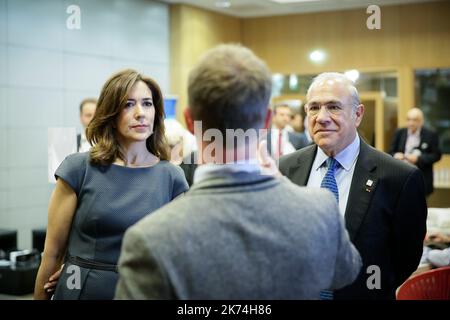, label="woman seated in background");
[34,69,189,300]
